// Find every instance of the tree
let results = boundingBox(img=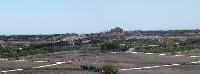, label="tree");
[100,42,119,52]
